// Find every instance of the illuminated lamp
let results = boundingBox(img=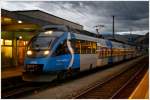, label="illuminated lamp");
[18,20,22,23]
[19,36,22,39]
